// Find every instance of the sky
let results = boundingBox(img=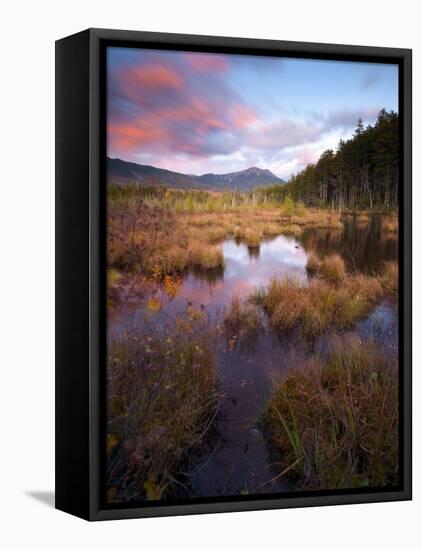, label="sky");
[107,47,398,180]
